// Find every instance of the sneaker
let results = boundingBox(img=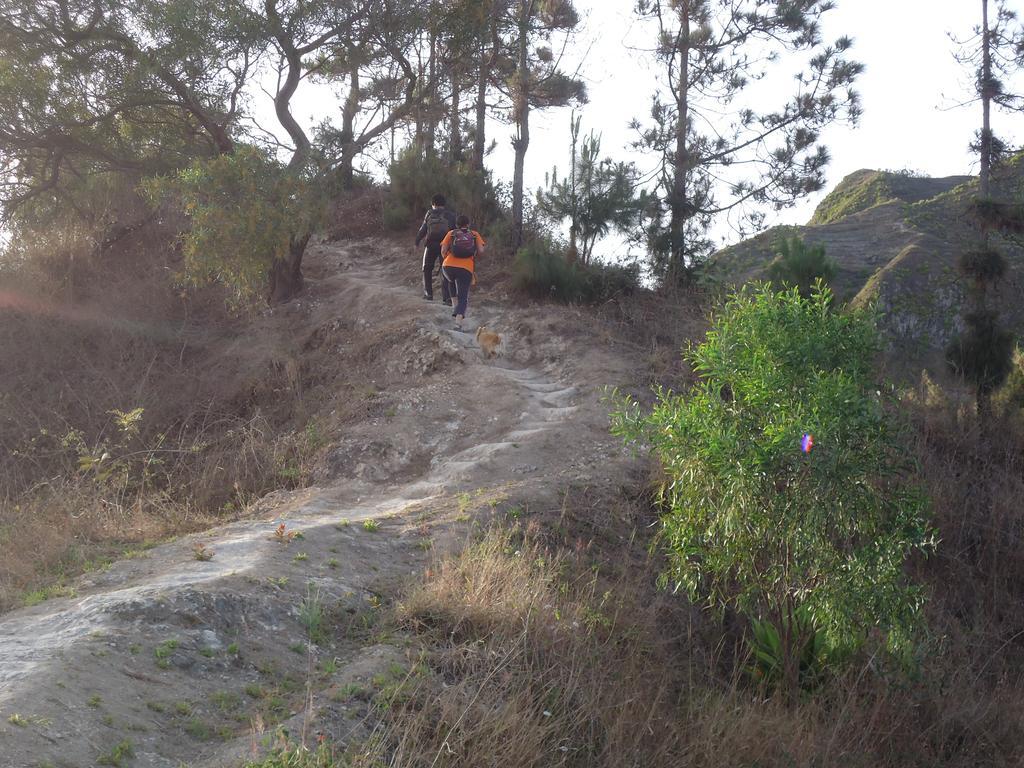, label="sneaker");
[454,314,464,330]
[422,294,433,301]
[442,298,452,306]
